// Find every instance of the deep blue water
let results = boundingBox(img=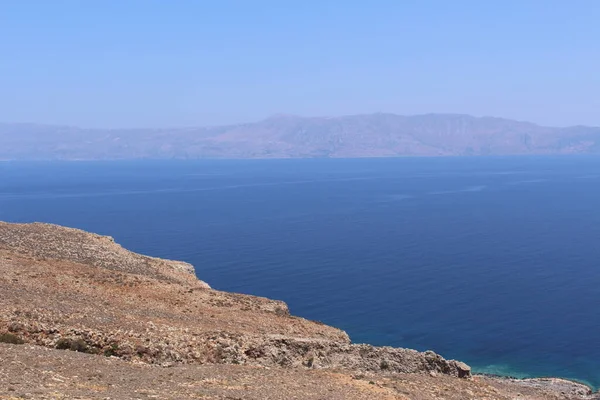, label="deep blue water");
[1,157,599,388]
